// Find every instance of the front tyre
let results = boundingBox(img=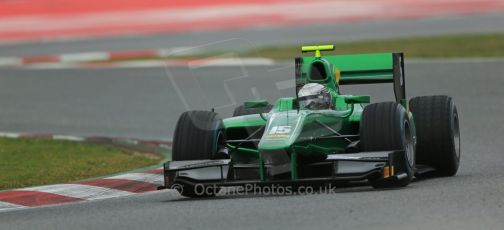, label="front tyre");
[360,102,415,188]
[410,95,460,176]
[172,110,225,197]
[172,111,225,161]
